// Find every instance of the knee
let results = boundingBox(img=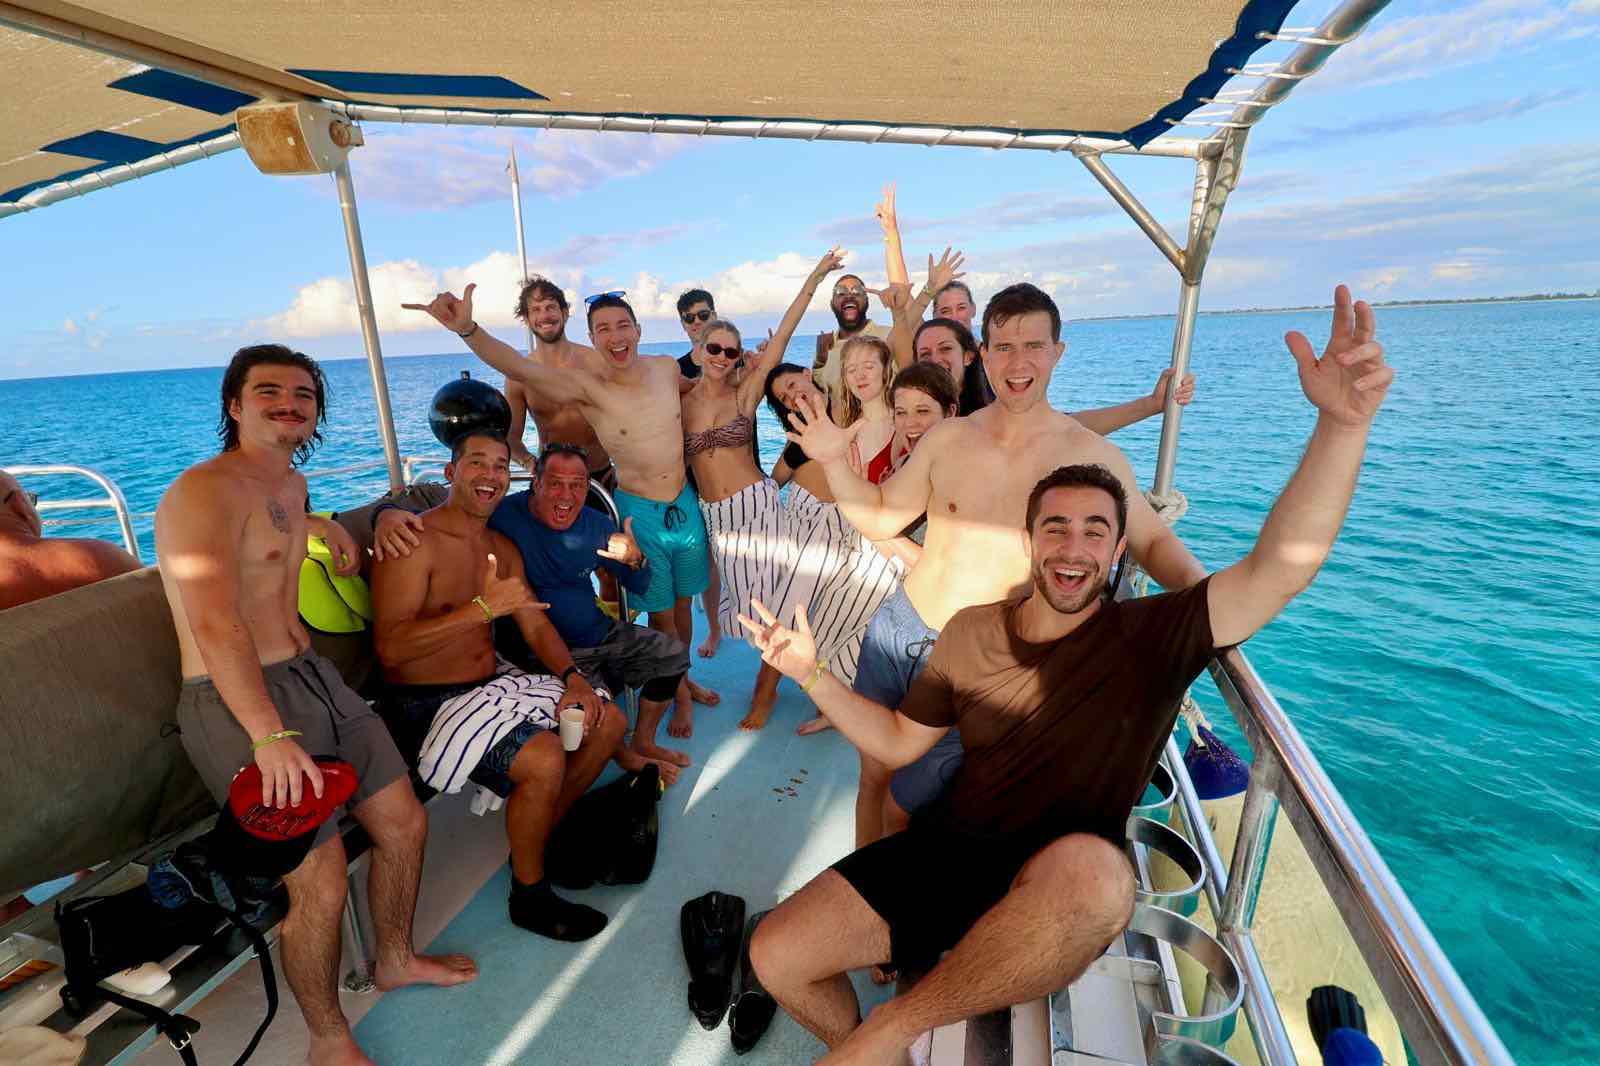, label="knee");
[377,788,428,849]
[1020,834,1135,930]
[748,918,792,991]
[598,703,627,746]
[284,838,350,918]
[510,732,565,795]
